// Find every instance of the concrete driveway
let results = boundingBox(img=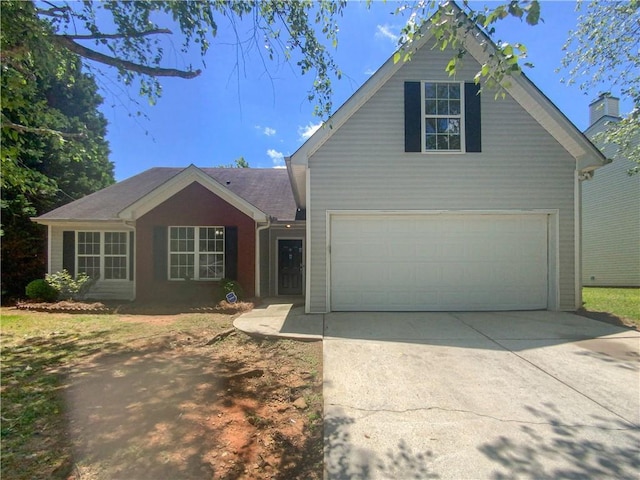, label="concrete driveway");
[323,311,640,479]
